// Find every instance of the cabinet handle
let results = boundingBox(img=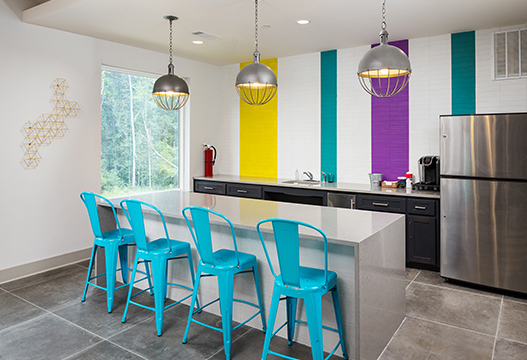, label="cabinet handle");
[204,186,214,190]
[372,202,389,207]
[236,189,248,194]
[414,206,427,210]
[409,221,412,238]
